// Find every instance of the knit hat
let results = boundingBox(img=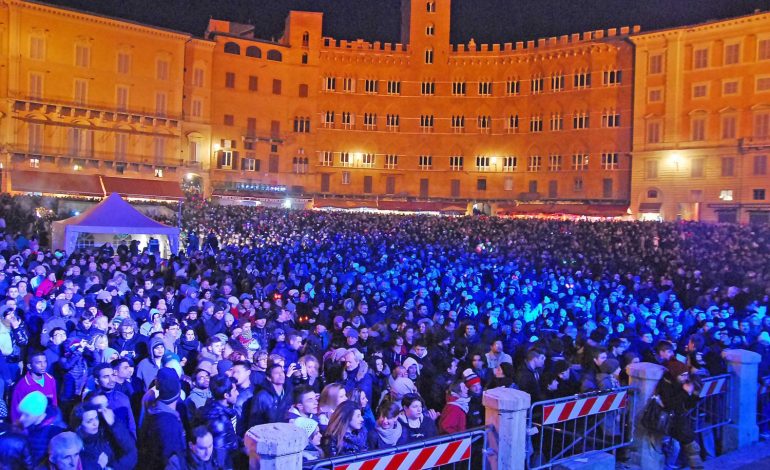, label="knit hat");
[17,391,48,417]
[599,358,620,375]
[463,368,481,388]
[217,359,234,375]
[157,367,181,404]
[293,417,319,438]
[667,360,690,378]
